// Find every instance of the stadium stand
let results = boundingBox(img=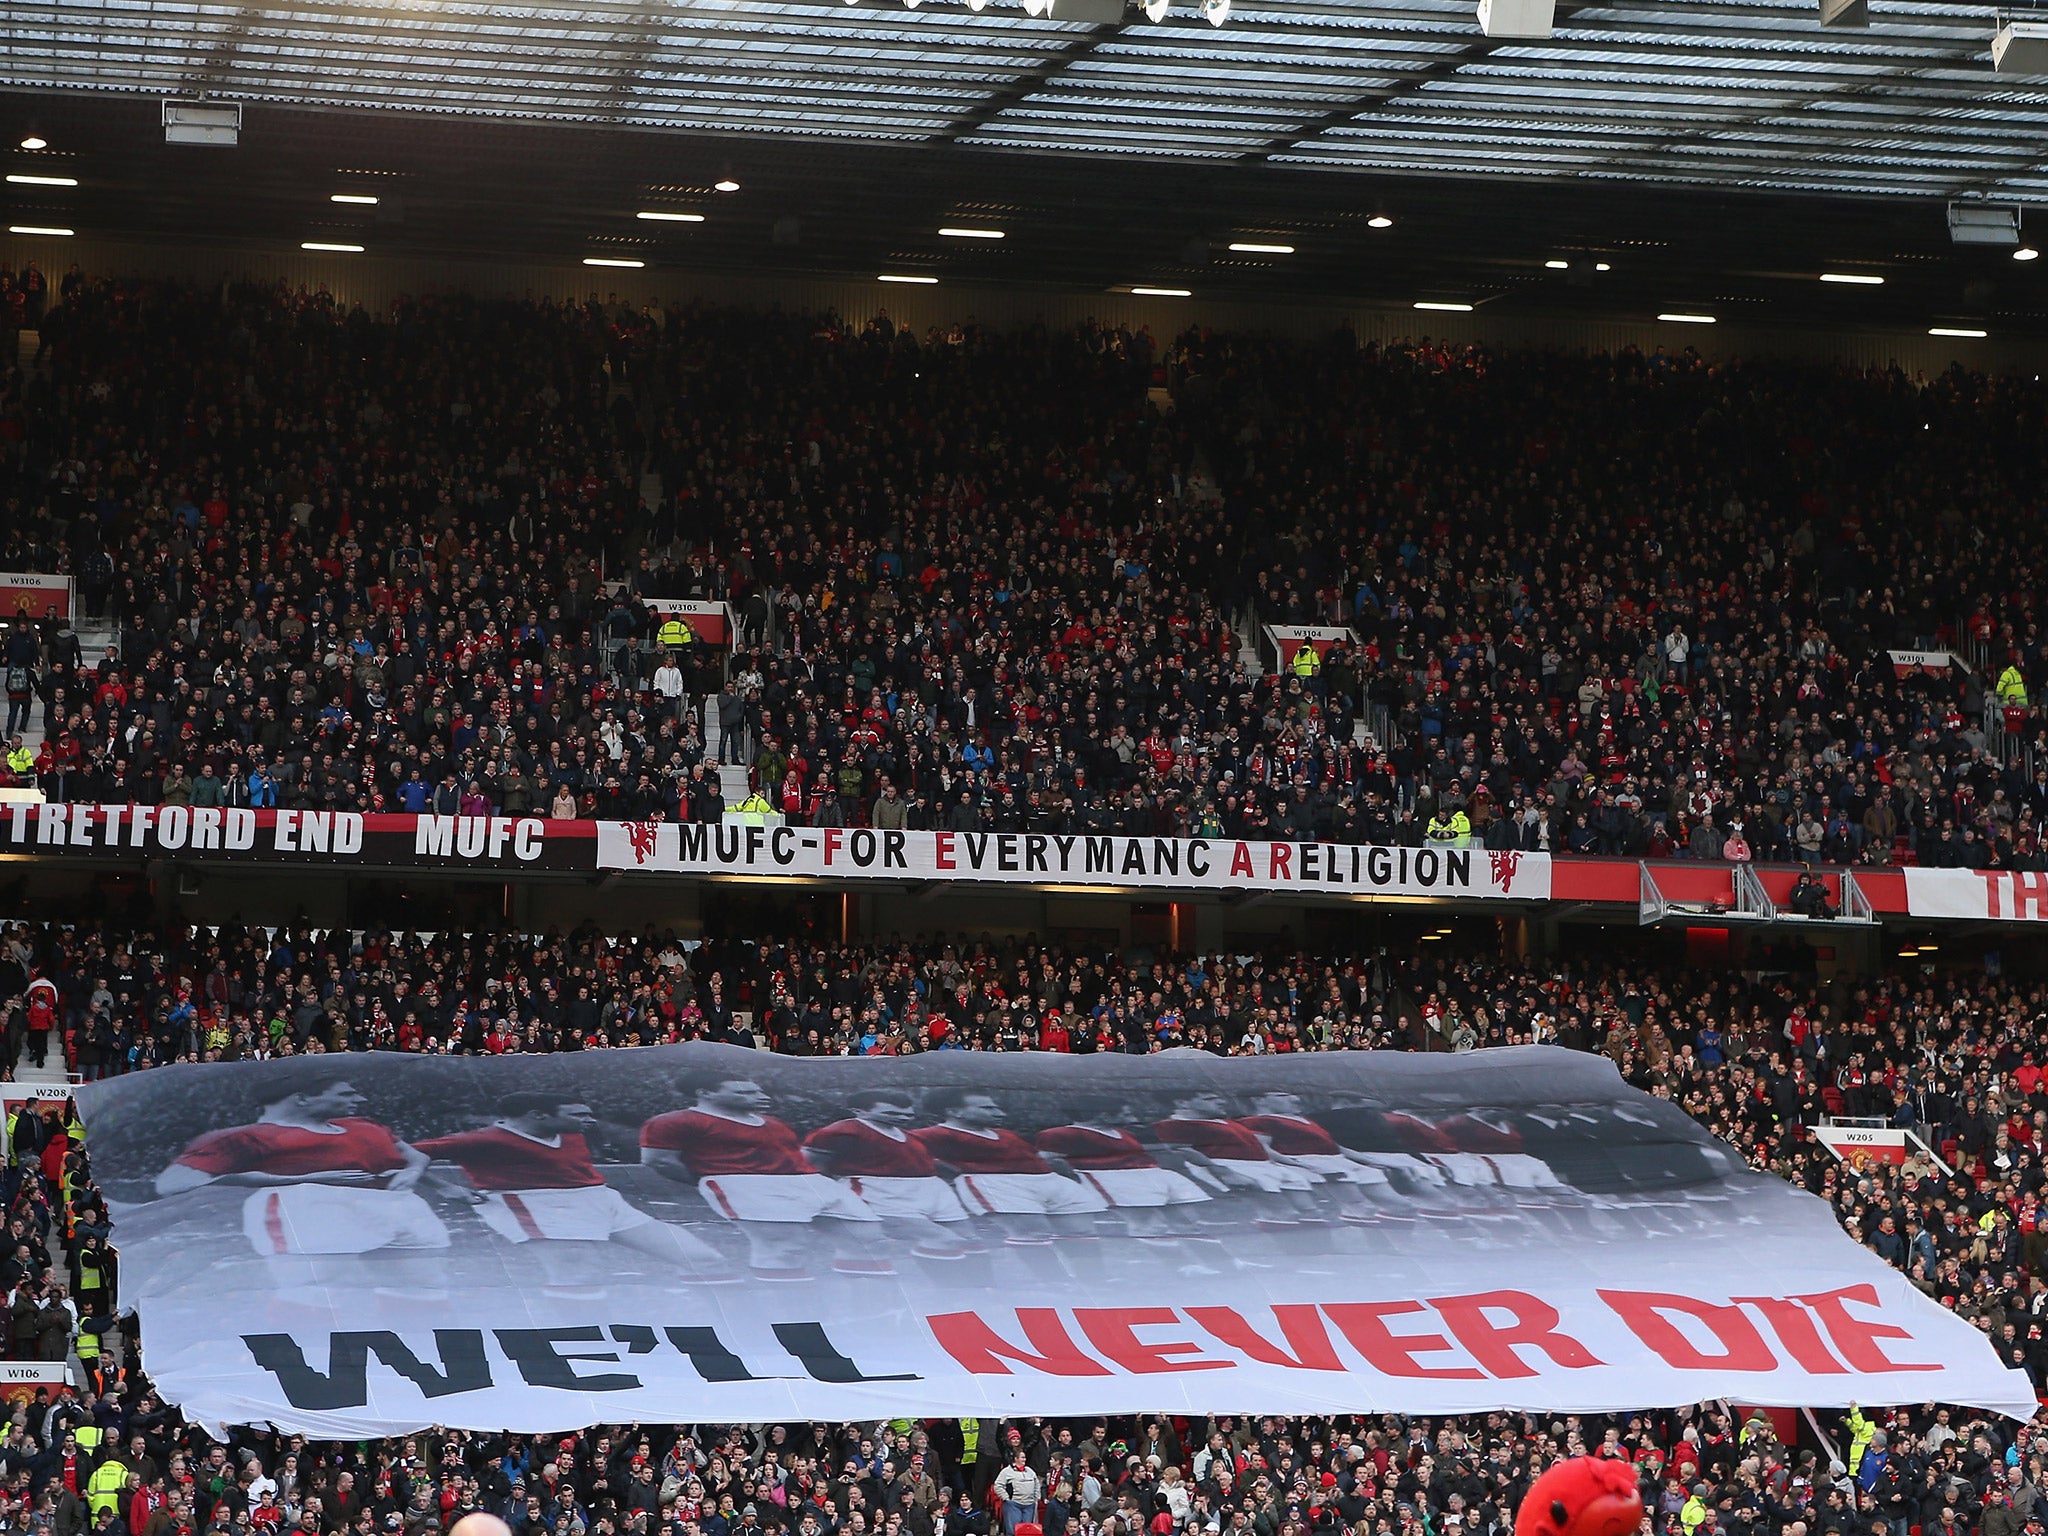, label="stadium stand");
[0,268,2042,1536]
[1,275,2043,865]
